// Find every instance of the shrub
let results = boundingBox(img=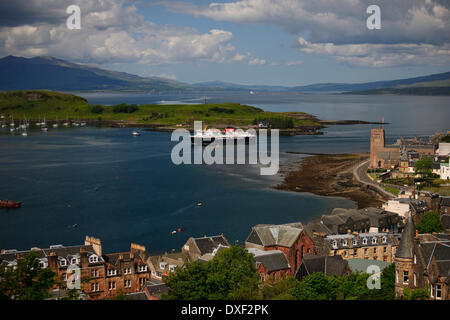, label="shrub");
[91,105,104,114]
[112,103,138,113]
